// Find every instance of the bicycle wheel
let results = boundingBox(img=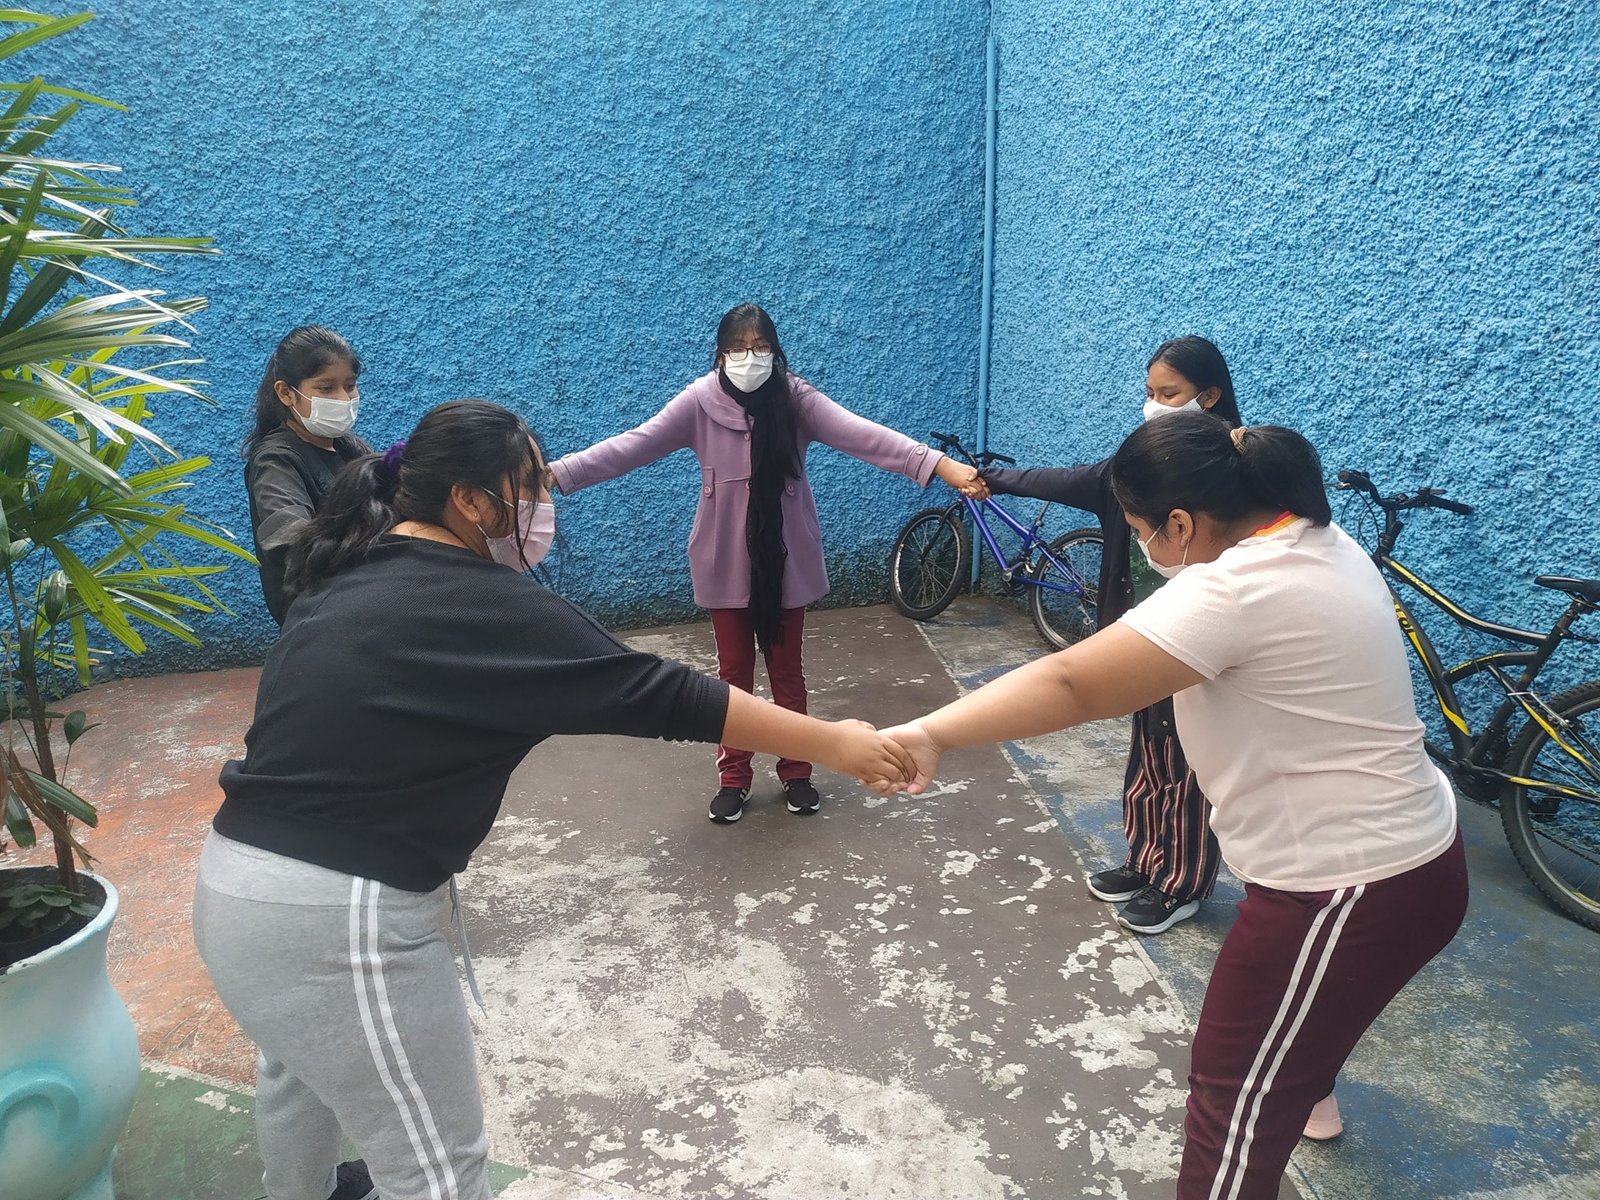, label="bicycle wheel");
[888,506,971,620]
[1501,680,1600,932]
[1027,527,1103,650]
